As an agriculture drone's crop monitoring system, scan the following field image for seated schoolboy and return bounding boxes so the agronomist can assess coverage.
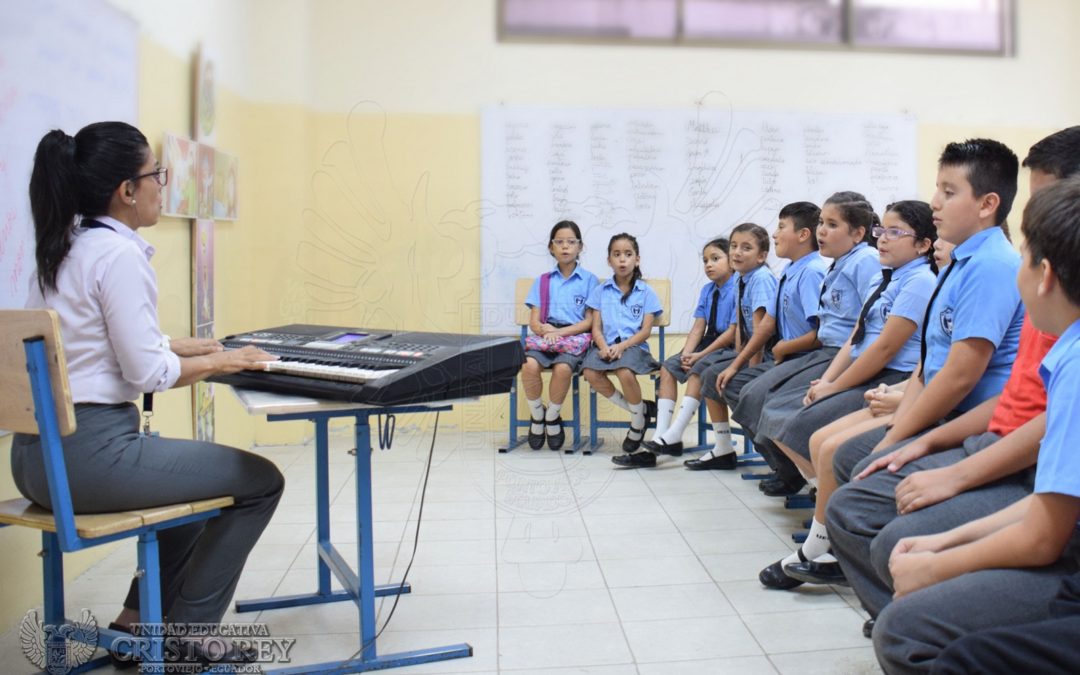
[822,128,1080,627]
[825,139,1024,484]
[872,175,1080,674]
[697,201,827,472]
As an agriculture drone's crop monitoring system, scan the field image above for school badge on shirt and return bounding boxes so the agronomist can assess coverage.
[830,289,843,309]
[939,307,955,336]
[575,295,585,307]
[631,304,643,318]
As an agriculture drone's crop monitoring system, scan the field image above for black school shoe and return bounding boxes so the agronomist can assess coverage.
[684,452,737,470]
[527,417,546,450]
[642,438,684,456]
[783,559,849,586]
[759,558,805,590]
[622,426,645,452]
[546,418,565,450]
[612,451,657,468]
[761,475,807,497]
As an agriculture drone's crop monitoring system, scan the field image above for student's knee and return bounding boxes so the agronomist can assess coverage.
[522,358,542,377]
[832,435,873,485]
[582,368,600,384]
[550,363,571,378]
[873,597,930,674]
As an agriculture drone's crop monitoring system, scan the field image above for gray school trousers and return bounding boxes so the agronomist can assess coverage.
[11,402,284,624]
[874,530,1080,675]
[826,432,1033,618]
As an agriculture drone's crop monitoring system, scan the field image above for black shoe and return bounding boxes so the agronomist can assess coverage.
[759,558,804,590]
[862,618,875,639]
[527,417,546,450]
[107,623,137,670]
[783,559,849,586]
[756,472,779,490]
[546,417,565,450]
[612,451,656,468]
[644,399,657,425]
[684,452,737,470]
[761,476,807,497]
[642,438,684,456]
[622,426,645,452]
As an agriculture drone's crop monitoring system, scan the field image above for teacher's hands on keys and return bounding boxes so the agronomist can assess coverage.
[170,337,224,357]
[215,346,278,374]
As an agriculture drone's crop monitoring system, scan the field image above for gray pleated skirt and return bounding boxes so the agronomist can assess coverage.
[764,368,912,459]
[525,349,587,372]
[661,348,738,384]
[581,345,661,374]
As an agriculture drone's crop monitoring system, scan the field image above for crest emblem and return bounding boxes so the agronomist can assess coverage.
[631,304,643,318]
[20,608,98,675]
[940,307,955,336]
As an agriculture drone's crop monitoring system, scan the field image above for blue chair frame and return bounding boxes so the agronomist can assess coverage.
[0,310,230,674]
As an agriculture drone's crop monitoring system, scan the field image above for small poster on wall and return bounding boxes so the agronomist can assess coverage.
[195,45,216,144]
[196,143,215,220]
[161,133,197,218]
[213,150,239,220]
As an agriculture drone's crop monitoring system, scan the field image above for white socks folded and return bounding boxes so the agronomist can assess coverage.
[780,518,831,567]
[709,421,734,458]
[653,398,676,437]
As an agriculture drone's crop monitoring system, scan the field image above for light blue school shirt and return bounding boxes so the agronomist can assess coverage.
[734,265,779,341]
[1034,319,1080,514]
[816,242,882,348]
[525,263,599,326]
[768,251,829,341]
[586,278,664,352]
[850,257,936,372]
[923,227,1024,412]
[692,276,736,337]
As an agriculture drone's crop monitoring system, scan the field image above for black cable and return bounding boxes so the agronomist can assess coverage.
[349,410,440,661]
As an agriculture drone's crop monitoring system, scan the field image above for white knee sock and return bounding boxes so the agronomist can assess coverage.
[653,398,676,437]
[659,396,698,445]
[628,401,646,440]
[710,421,734,457]
[527,398,545,434]
[545,402,563,433]
[608,390,632,412]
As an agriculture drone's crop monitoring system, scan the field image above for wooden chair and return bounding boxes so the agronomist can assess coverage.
[0,309,233,673]
[500,278,587,453]
[587,278,671,454]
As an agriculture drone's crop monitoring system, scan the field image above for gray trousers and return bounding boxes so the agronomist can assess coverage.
[827,432,1035,618]
[11,403,284,624]
[874,530,1080,675]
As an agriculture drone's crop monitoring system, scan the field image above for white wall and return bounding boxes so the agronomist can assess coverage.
[109,0,1079,129]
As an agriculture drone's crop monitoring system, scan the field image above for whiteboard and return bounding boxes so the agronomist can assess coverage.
[0,0,138,308]
[480,104,917,334]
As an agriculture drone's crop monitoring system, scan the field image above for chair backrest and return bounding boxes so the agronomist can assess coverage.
[514,278,534,328]
[644,278,672,328]
[0,309,75,436]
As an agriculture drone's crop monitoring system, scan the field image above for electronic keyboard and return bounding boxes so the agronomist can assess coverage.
[208,324,524,405]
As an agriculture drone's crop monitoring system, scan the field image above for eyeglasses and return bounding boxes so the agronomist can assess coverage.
[872,226,916,241]
[131,168,169,187]
[552,238,580,247]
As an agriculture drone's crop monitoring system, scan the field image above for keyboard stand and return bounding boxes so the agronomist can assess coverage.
[230,388,473,673]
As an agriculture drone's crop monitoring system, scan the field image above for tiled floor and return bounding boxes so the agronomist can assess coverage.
[0,425,881,674]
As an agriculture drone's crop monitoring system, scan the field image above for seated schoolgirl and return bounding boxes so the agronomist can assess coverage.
[520,220,599,450]
[579,233,663,461]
